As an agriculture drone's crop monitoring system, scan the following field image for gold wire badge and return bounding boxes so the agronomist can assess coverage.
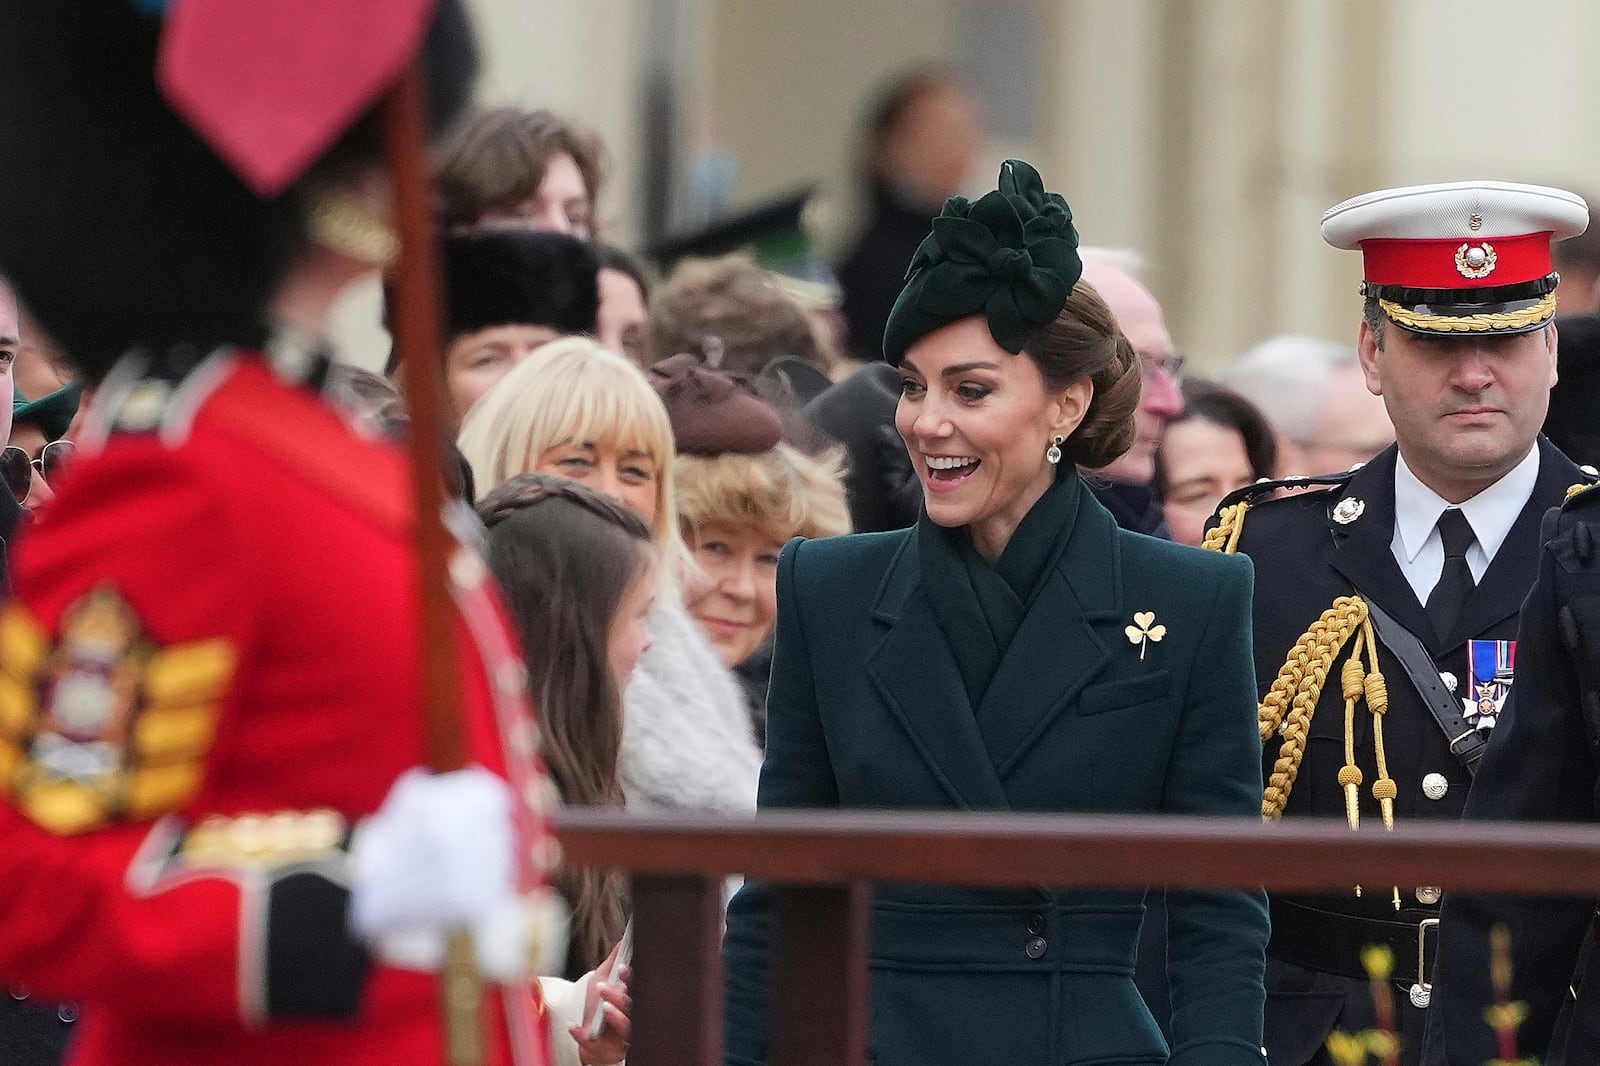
[1454,241,1497,279]
[0,588,237,835]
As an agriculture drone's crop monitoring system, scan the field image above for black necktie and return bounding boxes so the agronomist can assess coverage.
[1425,508,1476,641]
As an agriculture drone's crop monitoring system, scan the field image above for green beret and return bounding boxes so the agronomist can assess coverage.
[12,382,82,441]
[882,159,1082,366]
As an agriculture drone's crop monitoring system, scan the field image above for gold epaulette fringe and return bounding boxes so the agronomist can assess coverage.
[1202,500,1251,555]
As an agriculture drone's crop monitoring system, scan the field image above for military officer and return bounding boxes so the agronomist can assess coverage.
[1205,180,1592,1066]
[1423,482,1600,1064]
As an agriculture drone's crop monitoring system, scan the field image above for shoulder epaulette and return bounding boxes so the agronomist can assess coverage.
[1563,464,1600,504]
[1202,468,1360,554]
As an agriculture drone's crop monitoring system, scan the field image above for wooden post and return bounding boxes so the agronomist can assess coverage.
[630,875,725,1066]
[770,882,872,1066]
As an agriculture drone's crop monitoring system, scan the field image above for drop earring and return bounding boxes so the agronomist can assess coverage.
[1046,435,1064,465]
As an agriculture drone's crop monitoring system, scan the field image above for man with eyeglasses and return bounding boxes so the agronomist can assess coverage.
[1204,181,1593,1066]
[1079,249,1186,537]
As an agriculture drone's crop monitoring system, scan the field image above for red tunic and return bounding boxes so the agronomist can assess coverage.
[0,349,554,1065]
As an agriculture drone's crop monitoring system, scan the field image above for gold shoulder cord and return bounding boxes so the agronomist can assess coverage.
[1204,505,1396,829]
[1201,500,1251,554]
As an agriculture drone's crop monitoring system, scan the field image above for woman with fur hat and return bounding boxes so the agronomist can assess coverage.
[723,160,1268,1065]
[648,353,851,742]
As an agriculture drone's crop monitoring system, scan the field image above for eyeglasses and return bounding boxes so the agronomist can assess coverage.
[1140,353,1186,385]
[1,441,76,504]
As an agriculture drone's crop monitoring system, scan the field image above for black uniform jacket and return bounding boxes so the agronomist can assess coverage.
[724,475,1269,1066]
[1425,487,1600,1066]
[1225,438,1584,1063]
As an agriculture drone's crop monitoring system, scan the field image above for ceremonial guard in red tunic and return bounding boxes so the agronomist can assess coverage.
[0,2,577,1063]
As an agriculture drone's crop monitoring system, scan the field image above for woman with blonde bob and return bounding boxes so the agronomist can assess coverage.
[651,353,852,740]
[458,338,762,816]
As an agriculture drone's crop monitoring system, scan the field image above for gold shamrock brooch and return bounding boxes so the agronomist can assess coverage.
[1125,612,1166,661]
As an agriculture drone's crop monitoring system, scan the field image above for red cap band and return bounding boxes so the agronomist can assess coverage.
[1359,233,1553,290]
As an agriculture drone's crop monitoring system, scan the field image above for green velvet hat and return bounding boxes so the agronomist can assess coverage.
[882,159,1081,366]
[12,382,82,442]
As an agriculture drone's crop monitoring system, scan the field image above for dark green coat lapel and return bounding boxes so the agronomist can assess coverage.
[977,485,1119,778]
[865,537,1009,810]
[864,476,1124,806]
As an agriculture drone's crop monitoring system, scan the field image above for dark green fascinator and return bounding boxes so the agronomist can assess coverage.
[882,159,1082,366]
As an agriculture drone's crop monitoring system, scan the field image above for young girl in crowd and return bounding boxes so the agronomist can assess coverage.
[457,338,763,818]
[479,473,655,979]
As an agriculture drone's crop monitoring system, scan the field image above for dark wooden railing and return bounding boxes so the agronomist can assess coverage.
[556,810,1600,1066]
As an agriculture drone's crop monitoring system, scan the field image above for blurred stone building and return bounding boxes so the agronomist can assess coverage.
[335,0,1600,371]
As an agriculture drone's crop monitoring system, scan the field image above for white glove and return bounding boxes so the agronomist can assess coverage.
[349,766,515,940]
[375,890,571,983]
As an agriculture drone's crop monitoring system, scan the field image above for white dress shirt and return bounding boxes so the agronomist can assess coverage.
[1390,446,1541,604]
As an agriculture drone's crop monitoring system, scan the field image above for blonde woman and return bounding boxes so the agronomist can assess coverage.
[459,338,761,816]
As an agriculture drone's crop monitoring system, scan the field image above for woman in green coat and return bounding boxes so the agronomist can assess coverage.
[723,160,1268,1065]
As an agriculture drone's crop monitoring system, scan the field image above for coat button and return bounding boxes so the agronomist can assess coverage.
[1027,914,1045,935]
[57,1004,77,1024]
[1439,672,1458,694]
[1416,886,1442,905]
[1422,773,1450,801]
[9,985,27,1001]
[1024,936,1047,959]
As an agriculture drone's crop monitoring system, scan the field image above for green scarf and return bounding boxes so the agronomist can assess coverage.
[917,472,1081,708]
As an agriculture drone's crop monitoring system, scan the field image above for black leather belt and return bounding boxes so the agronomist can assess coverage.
[1269,898,1439,983]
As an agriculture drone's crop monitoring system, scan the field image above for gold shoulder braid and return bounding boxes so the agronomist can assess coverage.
[1203,484,1396,829]
[1201,500,1251,554]
[1254,596,1393,827]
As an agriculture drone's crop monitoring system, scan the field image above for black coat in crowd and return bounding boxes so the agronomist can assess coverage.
[1424,487,1600,1066]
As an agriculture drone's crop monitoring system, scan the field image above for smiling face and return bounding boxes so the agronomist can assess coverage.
[683,521,784,668]
[533,437,660,527]
[895,316,1089,561]
[1359,316,1556,502]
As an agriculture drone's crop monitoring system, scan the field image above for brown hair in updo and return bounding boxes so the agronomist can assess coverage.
[1021,280,1141,470]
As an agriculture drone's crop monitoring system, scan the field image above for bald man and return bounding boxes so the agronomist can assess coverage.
[1079,250,1186,536]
